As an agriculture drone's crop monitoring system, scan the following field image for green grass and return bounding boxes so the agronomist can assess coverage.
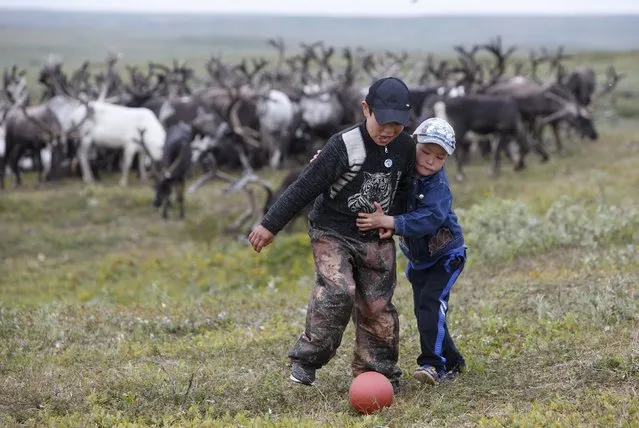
[2,32,639,425]
[1,116,638,425]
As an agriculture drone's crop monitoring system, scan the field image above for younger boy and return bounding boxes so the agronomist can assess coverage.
[356,117,467,385]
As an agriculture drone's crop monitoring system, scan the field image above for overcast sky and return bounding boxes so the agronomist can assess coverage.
[1,0,638,16]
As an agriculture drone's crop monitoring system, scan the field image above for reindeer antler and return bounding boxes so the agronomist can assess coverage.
[221,172,274,234]
[481,36,517,84]
[267,36,286,77]
[546,46,572,74]
[600,65,626,95]
[426,54,450,83]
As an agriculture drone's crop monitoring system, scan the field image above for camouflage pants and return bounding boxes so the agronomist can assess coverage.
[288,226,402,383]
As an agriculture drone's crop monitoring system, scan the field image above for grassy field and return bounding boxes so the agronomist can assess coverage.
[1,13,639,426]
[1,117,638,425]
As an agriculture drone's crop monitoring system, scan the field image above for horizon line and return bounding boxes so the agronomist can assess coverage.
[1,6,638,17]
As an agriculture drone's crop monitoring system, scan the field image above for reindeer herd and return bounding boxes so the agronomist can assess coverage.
[0,36,627,226]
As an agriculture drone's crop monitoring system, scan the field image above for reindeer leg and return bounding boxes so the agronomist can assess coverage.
[536,141,550,163]
[232,144,253,173]
[260,130,276,170]
[8,145,23,188]
[137,150,148,183]
[263,130,284,170]
[514,125,543,171]
[479,138,492,161]
[550,122,563,153]
[119,145,136,187]
[453,150,466,182]
[513,133,529,172]
[270,148,282,170]
[162,200,170,220]
[0,154,6,190]
[77,138,95,185]
[176,181,185,219]
[45,142,60,182]
[278,130,293,170]
[162,187,171,220]
[489,136,504,178]
[502,138,514,163]
[34,147,44,187]
[531,126,550,163]
[459,139,471,165]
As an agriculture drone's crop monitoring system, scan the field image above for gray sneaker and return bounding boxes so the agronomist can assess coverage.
[413,365,441,385]
[290,362,316,386]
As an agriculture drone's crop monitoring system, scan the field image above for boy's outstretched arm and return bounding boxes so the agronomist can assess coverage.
[248,137,348,253]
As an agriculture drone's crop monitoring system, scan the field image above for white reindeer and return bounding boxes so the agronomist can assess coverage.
[298,83,345,134]
[256,89,296,168]
[47,95,166,186]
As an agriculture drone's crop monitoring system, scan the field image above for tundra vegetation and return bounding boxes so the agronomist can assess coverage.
[0,12,638,427]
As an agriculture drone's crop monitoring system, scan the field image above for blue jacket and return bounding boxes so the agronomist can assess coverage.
[394,167,465,270]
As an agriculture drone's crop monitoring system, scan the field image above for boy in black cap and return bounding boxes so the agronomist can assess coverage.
[248,77,416,391]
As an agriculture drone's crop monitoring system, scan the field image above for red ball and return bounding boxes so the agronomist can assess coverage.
[348,371,394,414]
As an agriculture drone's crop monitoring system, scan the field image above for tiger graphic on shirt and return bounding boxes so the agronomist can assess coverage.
[347,171,393,213]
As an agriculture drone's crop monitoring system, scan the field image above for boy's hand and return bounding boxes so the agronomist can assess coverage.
[248,225,275,253]
[356,202,395,231]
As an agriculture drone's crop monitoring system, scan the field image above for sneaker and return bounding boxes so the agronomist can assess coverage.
[290,362,316,386]
[413,365,442,385]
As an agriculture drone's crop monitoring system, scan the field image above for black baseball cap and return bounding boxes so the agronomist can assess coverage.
[365,77,411,126]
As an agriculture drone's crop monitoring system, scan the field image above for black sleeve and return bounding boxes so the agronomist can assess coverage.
[389,146,415,216]
[261,135,349,234]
